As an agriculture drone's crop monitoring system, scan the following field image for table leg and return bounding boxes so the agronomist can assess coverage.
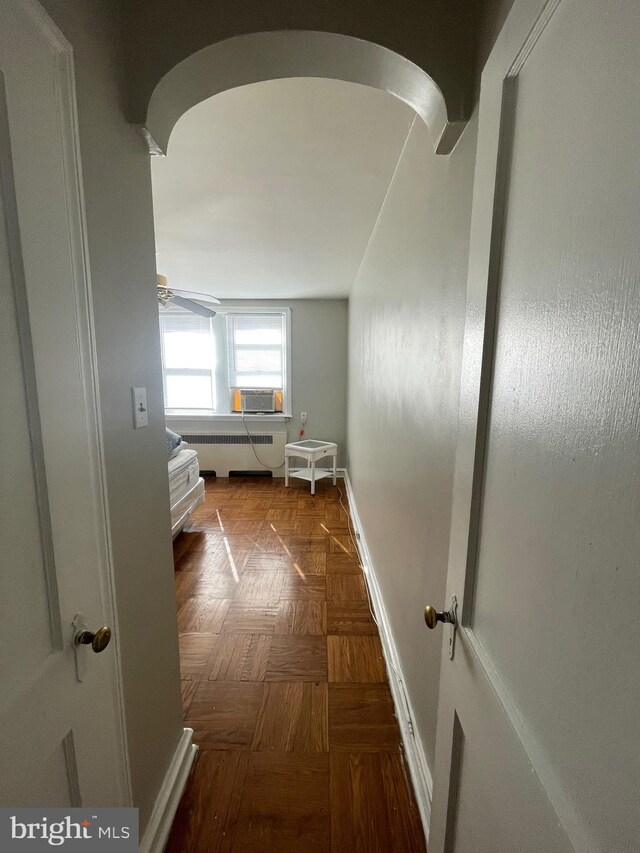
[285,455,289,487]
[311,459,316,496]
[332,453,337,486]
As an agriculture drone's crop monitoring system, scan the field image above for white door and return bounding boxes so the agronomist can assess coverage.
[429,1,640,851]
[0,0,129,806]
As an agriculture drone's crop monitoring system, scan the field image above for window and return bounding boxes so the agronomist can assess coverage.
[159,307,290,415]
[227,313,285,390]
[159,313,216,412]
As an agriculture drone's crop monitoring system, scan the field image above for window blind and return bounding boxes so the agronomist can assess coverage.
[227,313,285,389]
[159,310,216,410]
[159,312,211,334]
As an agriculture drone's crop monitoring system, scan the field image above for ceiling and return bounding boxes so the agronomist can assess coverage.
[151,77,415,300]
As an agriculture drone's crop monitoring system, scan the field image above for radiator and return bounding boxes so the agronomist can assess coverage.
[182,432,287,477]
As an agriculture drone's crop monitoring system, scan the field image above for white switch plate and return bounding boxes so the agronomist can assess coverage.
[300,412,308,424]
[132,386,148,429]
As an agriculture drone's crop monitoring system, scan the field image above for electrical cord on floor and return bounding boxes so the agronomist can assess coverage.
[241,411,286,471]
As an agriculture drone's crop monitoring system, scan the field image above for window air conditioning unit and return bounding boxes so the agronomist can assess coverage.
[239,389,277,413]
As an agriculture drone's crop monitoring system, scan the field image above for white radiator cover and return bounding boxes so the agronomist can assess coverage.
[183,432,286,477]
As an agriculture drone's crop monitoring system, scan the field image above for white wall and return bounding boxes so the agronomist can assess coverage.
[151,79,416,301]
[168,299,348,466]
[40,0,183,831]
[347,114,477,771]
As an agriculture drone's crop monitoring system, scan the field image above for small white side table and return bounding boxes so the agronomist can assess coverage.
[284,440,338,495]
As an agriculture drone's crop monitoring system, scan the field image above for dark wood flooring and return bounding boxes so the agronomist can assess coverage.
[166,475,427,853]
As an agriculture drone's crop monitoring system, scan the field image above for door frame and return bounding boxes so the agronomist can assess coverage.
[430,0,583,849]
[6,0,132,805]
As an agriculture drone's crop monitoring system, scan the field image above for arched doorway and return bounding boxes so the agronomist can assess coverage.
[143,31,466,155]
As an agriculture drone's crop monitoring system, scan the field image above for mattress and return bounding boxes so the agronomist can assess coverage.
[171,476,205,538]
[168,447,200,506]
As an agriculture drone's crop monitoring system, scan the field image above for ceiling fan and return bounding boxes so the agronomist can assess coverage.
[157,274,221,318]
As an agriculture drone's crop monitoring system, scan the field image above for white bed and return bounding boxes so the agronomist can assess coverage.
[169,447,205,538]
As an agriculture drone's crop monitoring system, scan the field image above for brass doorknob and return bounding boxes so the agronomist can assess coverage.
[424,605,456,630]
[75,625,112,653]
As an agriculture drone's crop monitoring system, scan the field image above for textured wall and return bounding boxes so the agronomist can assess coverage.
[40,0,184,831]
[347,113,477,770]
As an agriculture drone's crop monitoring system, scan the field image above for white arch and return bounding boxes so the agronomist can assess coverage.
[144,31,465,156]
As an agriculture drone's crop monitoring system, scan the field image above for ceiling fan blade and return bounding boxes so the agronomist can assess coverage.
[171,294,217,318]
[169,287,221,304]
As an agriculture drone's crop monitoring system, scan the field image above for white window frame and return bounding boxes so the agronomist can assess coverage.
[224,307,291,417]
[159,311,217,415]
[160,306,292,420]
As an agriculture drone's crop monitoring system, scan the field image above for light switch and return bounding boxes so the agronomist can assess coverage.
[132,387,148,429]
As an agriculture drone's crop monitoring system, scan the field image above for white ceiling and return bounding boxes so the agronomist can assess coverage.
[151,77,415,300]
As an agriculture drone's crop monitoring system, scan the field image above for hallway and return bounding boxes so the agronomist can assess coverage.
[166,475,426,852]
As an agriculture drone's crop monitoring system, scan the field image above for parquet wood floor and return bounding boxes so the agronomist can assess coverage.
[166,475,426,853]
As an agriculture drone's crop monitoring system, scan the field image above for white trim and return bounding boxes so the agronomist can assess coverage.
[343,471,433,841]
[55,26,134,806]
[139,728,197,853]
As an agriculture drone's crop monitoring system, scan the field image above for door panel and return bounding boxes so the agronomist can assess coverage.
[10,734,79,808]
[0,169,59,696]
[447,701,566,853]
[0,0,128,806]
[431,1,640,851]
[473,3,640,846]
[438,644,573,853]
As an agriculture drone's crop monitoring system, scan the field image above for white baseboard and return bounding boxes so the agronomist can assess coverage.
[139,728,197,853]
[343,472,433,840]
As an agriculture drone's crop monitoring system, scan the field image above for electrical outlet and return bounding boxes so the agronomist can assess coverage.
[300,412,308,424]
